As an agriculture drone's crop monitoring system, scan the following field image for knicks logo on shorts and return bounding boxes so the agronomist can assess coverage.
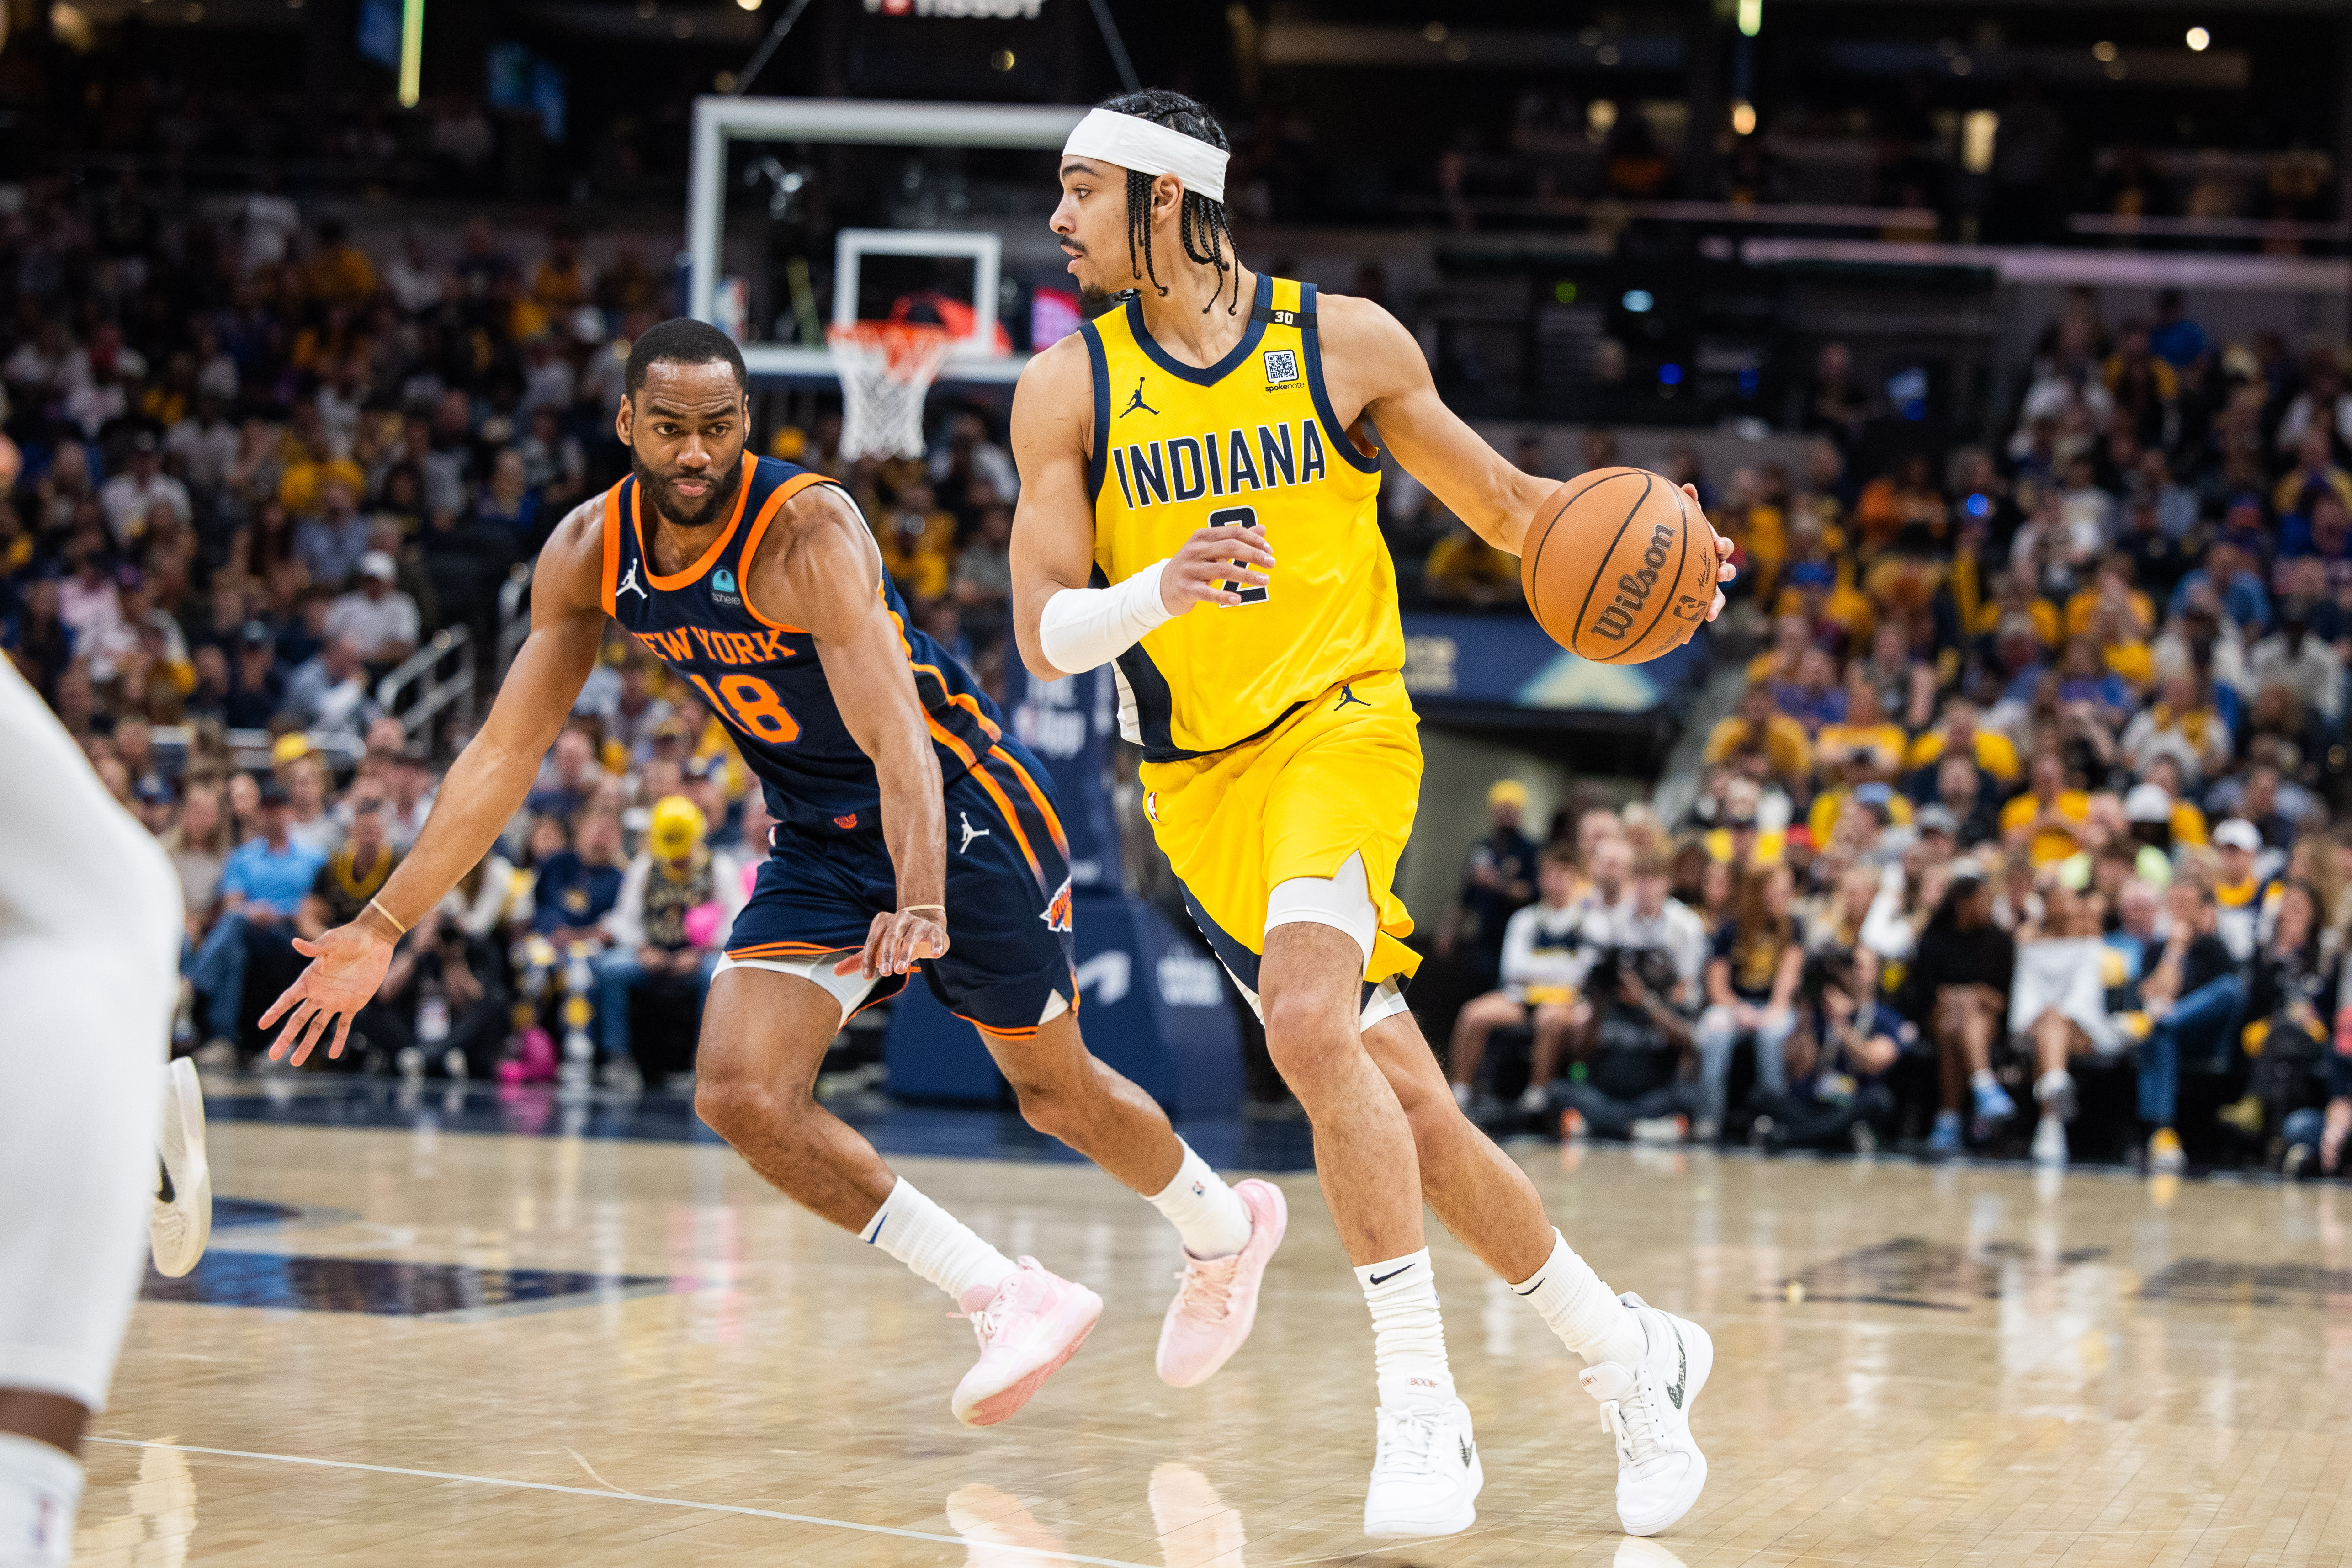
[1041,877,1074,933]
[833,813,858,830]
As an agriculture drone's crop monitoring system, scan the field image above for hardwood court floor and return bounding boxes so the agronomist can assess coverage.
[78,1084,2352,1567]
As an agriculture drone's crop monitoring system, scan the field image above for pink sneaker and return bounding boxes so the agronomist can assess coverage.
[1155,1178,1287,1387]
[950,1258,1103,1428]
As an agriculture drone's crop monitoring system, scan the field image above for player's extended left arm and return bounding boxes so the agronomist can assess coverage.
[1330,298,1736,606]
[770,490,949,982]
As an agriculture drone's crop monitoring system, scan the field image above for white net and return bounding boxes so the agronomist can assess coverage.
[828,322,954,462]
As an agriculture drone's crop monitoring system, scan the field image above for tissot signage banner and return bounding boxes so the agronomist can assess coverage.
[861,0,1046,16]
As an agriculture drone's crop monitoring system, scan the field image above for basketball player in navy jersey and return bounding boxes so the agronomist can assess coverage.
[261,319,1286,1428]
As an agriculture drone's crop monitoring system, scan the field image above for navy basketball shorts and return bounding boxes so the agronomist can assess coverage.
[718,742,1077,1037]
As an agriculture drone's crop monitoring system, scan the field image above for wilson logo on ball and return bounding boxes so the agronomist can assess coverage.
[1588,520,1678,642]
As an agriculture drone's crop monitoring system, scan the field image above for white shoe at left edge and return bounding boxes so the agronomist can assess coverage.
[1580,1293,1712,1536]
[152,1056,212,1278]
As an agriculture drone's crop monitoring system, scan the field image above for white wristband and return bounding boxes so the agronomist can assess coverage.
[1038,560,1174,675]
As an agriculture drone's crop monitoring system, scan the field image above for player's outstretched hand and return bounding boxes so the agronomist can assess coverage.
[260,922,397,1066]
[1683,481,1737,622]
[837,907,949,981]
[1161,524,1275,612]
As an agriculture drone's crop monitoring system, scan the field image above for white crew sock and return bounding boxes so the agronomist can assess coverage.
[0,1434,82,1568]
[1511,1228,1646,1369]
[1142,1141,1253,1259]
[860,1178,1019,1306]
[1355,1249,1454,1407]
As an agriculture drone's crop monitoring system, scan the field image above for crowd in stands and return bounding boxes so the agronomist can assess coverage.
[1434,289,2352,1175]
[0,180,1033,1087]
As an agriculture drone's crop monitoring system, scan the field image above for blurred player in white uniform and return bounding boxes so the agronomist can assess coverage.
[0,659,186,1566]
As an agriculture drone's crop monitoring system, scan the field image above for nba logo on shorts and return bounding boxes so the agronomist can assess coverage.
[1262,349,1298,387]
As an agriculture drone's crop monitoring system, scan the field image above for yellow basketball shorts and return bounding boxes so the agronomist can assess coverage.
[1140,669,1423,994]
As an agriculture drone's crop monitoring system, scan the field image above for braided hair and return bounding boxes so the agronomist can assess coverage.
[1099,89,1240,317]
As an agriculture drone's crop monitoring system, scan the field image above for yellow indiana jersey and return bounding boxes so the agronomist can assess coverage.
[1082,273,1399,760]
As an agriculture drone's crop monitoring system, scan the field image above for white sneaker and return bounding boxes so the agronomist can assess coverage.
[152,1057,212,1278]
[2031,1115,2069,1167]
[1579,1294,1711,1536]
[2033,1068,2076,1123]
[1362,1379,1482,1538]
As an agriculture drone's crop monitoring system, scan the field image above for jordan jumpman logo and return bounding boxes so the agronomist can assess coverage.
[616,559,647,601]
[958,811,992,854]
[1120,377,1160,418]
[1334,684,1371,711]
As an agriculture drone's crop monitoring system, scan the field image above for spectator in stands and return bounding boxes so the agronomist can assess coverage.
[596,796,741,1088]
[99,431,191,546]
[1907,699,2020,786]
[878,480,955,603]
[2137,881,2244,1174]
[325,551,421,670]
[1906,867,2017,1153]
[293,478,371,589]
[189,779,326,1054]
[162,780,233,929]
[2007,877,2121,1164]
[372,904,510,1080]
[2120,673,2233,783]
[1435,779,1540,987]
[297,796,400,940]
[280,752,342,857]
[1448,844,1584,1112]
[1705,684,1811,788]
[528,809,625,946]
[284,636,375,737]
[951,502,1015,647]
[2247,614,2344,726]
[2000,751,2091,867]
[1548,941,1700,1142]
[1516,835,1635,1105]
[1423,516,1521,607]
[1749,948,1904,1153]
[1697,861,1804,1138]
[2209,818,2273,961]
[528,724,604,820]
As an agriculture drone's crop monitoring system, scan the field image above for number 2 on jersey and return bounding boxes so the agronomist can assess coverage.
[1210,505,1269,607]
[686,672,802,745]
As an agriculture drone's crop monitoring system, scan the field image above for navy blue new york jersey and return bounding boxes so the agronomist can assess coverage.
[600,453,1018,833]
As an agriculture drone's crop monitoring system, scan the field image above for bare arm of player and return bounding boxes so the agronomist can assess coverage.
[1008,336,1274,681]
[259,501,611,1065]
[754,484,949,983]
[1316,293,1737,611]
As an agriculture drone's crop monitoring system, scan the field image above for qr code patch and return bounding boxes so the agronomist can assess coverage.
[1262,348,1299,384]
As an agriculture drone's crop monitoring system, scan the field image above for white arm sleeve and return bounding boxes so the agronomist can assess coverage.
[1037,560,1175,676]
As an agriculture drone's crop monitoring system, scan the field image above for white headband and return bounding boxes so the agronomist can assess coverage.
[1062,108,1227,206]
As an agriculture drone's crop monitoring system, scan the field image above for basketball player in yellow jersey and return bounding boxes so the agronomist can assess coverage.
[1011,91,1736,1541]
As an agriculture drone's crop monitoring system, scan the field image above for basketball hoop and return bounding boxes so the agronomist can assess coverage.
[828,321,953,462]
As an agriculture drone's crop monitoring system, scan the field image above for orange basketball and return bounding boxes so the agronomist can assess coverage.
[1520,467,1719,664]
